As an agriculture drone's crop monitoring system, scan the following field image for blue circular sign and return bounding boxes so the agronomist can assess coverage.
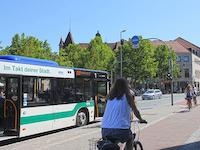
[131,36,140,45]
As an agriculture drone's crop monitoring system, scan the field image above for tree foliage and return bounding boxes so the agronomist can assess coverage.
[117,38,158,85]
[155,45,180,80]
[0,33,180,86]
[0,41,3,50]
[85,36,115,71]
[59,35,115,71]
[59,44,88,67]
[0,33,52,60]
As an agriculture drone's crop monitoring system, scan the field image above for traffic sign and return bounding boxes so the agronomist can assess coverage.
[131,35,140,48]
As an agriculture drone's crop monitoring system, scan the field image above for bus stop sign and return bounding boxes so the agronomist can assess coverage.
[131,36,140,48]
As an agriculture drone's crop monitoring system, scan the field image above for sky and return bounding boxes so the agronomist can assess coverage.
[0,0,200,53]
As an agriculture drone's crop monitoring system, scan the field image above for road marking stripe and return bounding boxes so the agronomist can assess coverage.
[39,130,100,149]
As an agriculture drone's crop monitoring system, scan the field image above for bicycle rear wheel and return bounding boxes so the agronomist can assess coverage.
[133,141,143,150]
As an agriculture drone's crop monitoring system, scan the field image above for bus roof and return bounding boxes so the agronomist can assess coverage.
[0,55,109,74]
[0,55,59,67]
[73,67,108,74]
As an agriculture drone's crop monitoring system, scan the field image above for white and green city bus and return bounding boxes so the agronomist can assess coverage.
[0,55,109,141]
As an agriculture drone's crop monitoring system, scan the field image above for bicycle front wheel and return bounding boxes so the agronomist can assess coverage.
[133,141,143,150]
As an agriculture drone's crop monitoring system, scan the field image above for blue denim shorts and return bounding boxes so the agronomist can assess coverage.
[101,128,132,143]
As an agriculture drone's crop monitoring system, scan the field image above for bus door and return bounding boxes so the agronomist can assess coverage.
[95,81,108,117]
[3,77,20,136]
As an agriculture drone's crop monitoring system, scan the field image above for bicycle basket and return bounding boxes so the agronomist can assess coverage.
[97,139,120,150]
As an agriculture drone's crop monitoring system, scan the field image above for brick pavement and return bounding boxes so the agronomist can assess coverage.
[139,99,200,150]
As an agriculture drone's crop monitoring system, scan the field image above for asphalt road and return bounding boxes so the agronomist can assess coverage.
[0,93,186,150]
[136,93,185,110]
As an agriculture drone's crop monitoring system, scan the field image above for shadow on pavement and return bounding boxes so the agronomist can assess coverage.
[175,109,189,113]
[82,124,101,129]
[141,113,157,116]
[160,141,200,150]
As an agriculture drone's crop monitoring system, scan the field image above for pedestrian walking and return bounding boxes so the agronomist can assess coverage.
[192,85,197,106]
[185,84,193,110]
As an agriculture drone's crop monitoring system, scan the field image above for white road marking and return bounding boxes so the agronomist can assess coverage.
[39,130,100,150]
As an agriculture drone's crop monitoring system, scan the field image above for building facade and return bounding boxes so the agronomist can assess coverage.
[153,38,200,92]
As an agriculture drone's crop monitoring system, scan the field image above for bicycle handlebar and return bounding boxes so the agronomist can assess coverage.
[139,120,148,124]
[132,119,148,124]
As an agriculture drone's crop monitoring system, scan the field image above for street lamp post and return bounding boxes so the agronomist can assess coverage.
[168,57,174,105]
[120,30,126,78]
[131,36,174,106]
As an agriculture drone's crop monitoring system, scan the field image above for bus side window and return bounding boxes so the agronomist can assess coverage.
[23,77,51,107]
[56,78,75,104]
[84,79,93,101]
[23,77,35,106]
[37,78,51,103]
[75,78,85,102]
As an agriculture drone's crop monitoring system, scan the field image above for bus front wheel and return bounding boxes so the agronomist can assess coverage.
[76,110,88,126]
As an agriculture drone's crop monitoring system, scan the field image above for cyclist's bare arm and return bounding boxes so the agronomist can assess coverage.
[130,96,147,123]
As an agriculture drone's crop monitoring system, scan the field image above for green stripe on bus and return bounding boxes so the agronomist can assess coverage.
[20,102,94,125]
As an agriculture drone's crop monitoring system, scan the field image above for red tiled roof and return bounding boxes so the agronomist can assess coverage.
[107,42,119,50]
[152,40,190,54]
[79,42,119,50]
[79,43,89,49]
[60,32,120,51]
[175,37,200,51]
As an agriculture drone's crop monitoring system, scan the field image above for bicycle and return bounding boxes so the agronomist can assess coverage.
[185,97,192,111]
[94,120,147,150]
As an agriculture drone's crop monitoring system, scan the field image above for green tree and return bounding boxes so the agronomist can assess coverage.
[155,45,180,80]
[0,46,9,55]
[85,36,115,71]
[51,52,60,63]
[0,33,52,60]
[0,41,2,50]
[170,49,180,79]
[117,38,158,86]
[59,44,88,67]
[0,41,8,55]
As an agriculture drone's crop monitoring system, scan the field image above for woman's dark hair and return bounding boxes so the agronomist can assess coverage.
[108,78,133,106]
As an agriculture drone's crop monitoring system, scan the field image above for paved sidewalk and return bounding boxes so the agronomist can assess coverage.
[139,99,200,150]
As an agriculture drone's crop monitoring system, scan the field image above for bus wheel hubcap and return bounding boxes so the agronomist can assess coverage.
[78,112,86,125]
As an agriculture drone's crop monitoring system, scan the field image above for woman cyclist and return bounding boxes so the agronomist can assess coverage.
[101,78,147,150]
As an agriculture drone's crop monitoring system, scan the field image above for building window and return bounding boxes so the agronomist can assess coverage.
[182,56,189,62]
[184,69,189,78]
[176,56,181,62]
[178,70,182,78]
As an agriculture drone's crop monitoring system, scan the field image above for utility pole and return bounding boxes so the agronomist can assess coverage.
[169,58,174,105]
[120,30,126,78]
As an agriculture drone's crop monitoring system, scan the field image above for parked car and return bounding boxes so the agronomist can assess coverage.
[142,89,162,100]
